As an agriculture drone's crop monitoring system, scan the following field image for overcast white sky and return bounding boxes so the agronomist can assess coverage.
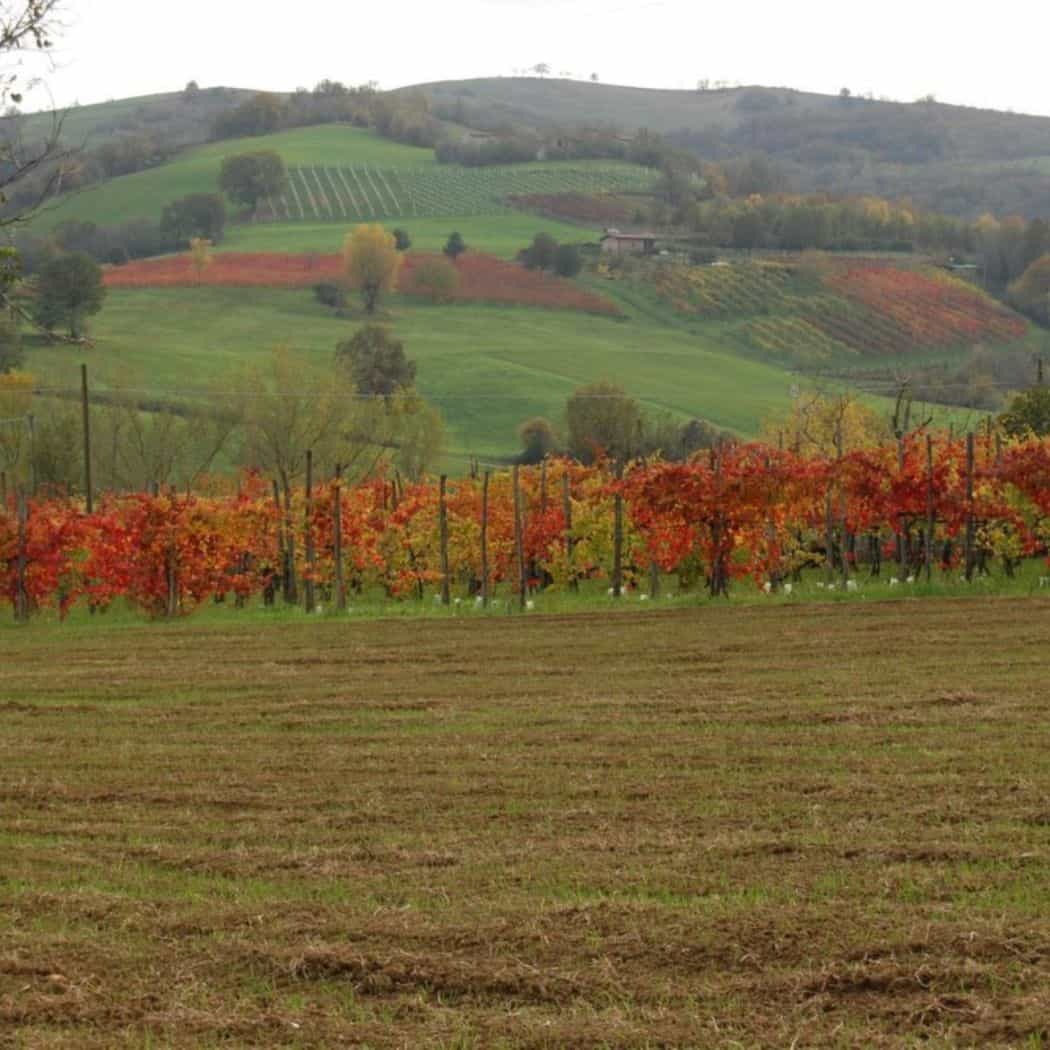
[15,0,1050,117]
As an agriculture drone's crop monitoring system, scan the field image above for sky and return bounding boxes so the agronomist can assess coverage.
[13,0,1050,117]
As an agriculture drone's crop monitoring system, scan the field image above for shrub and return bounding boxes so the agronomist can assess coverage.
[554,244,582,278]
[314,282,347,311]
[409,257,460,303]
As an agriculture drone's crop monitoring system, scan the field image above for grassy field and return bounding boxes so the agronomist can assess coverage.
[27,287,798,460]
[3,597,1050,1047]
[32,126,438,231]
[32,121,647,234]
[220,213,600,258]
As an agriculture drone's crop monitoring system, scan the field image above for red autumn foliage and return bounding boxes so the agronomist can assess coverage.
[508,192,635,225]
[825,264,1028,349]
[103,251,621,316]
[6,433,1050,619]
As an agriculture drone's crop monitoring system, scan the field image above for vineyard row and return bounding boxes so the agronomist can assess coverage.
[5,434,1050,620]
[261,165,655,223]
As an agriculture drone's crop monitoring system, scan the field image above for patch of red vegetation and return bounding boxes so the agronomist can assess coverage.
[509,192,635,225]
[825,263,1028,347]
[104,251,620,316]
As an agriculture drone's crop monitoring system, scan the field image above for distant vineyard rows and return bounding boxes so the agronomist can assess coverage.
[260,165,655,222]
[648,261,1028,364]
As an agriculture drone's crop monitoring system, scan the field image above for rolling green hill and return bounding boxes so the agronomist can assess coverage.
[25,287,801,463]
[414,78,1050,218]
[31,121,651,248]
[32,125,439,230]
[14,83,1043,469]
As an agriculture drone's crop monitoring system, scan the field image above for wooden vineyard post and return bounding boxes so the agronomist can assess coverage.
[612,463,624,599]
[480,471,490,608]
[333,465,346,613]
[835,431,848,585]
[824,490,835,584]
[439,474,451,606]
[562,472,576,592]
[270,480,284,606]
[709,444,728,599]
[81,363,93,514]
[964,432,976,582]
[925,435,934,583]
[896,436,907,577]
[283,479,298,605]
[15,488,28,623]
[512,465,526,610]
[165,488,178,619]
[27,413,36,497]
[303,450,316,613]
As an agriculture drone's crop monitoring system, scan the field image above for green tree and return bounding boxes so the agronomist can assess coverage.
[524,232,558,270]
[1007,254,1050,325]
[392,228,411,251]
[565,381,641,464]
[999,385,1050,437]
[219,151,287,213]
[314,282,347,312]
[0,312,23,372]
[731,208,764,251]
[443,231,467,261]
[518,417,557,463]
[336,325,416,397]
[212,91,284,139]
[239,347,442,491]
[553,243,582,277]
[34,252,106,339]
[160,192,226,243]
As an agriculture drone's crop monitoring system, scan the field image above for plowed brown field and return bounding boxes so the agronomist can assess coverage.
[2,599,1049,1047]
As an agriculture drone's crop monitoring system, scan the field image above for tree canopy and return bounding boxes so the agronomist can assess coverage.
[343,224,402,314]
[219,151,287,213]
[565,381,641,464]
[160,192,226,244]
[999,384,1050,438]
[336,325,416,397]
[34,251,106,339]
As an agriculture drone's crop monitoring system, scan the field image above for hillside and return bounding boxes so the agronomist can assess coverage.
[601,257,1031,368]
[31,125,437,230]
[26,284,798,464]
[31,122,651,241]
[413,78,1050,218]
[14,86,257,150]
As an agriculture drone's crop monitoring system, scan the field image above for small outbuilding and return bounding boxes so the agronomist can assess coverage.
[600,229,657,255]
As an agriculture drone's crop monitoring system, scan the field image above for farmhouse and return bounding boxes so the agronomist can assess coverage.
[601,229,657,255]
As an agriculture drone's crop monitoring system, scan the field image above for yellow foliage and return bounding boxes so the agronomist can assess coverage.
[343,224,402,313]
[0,370,34,474]
[761,390,891,457]
[189,238,212,285]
